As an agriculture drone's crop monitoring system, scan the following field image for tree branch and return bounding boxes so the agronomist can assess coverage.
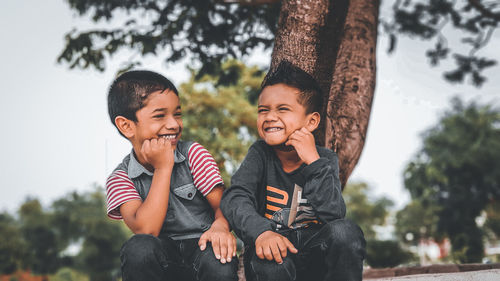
[468,0,500,21]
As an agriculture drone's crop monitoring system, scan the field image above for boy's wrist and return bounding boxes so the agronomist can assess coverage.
[304,153,320,165]
[154,166,173,174]
[212,217,230,231]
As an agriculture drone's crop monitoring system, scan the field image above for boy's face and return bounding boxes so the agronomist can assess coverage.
[129,90,183,150]
[257,83,317,146]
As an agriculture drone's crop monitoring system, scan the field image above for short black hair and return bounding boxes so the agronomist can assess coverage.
[107,70,178,135]
[261,60,323,114]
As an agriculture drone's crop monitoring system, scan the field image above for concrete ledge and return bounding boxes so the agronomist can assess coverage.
[365,269,500,281]
[237,258,500,280]
[364,263,500,280]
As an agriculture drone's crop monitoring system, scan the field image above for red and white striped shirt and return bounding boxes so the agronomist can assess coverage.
[105,142,223,220]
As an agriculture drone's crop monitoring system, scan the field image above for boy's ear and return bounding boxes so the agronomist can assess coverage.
[306,112,321,132]
[115,116,136,138]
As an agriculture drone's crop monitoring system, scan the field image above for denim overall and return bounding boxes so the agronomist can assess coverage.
[115,140,214,240]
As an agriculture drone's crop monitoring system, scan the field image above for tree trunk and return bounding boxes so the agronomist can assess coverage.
[270,0,380,188]
[270,0,338,88]
[325,0,380,187]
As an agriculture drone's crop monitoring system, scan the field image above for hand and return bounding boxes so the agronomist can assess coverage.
[255,231,298,264]
[141,138,174,170]
[286,127,320,164]
[198,220,237,264]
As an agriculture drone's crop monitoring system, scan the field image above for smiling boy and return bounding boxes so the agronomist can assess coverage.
[221,61,366,281]
[105,70,238,281]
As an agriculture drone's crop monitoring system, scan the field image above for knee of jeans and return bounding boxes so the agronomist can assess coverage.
[196,251,239,281]
[324,219,366,250]
[248,256,295,281]
[120,234,161,264]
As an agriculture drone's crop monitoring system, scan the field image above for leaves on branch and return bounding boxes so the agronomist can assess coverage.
[60,0,499,87]
[386,0,499,87]
[60,0,280,76]
[426,39,449,66]
[444,54,496,86]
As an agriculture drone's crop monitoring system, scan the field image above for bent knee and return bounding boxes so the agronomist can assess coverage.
[324,219,365,248]
[196,251,239,281]
[200,261,239,281]
[248,256,296,281]
[120,234,161,263]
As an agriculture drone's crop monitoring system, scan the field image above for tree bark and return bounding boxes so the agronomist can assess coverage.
[270,0,380,188]
[270,0,337,87]
[326,0,379,187]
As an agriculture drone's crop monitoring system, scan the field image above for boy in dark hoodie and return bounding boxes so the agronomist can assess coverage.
[221,61,366,281]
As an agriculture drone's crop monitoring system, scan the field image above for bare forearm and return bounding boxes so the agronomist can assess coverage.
[206,186,230,231]
[130,168,172,235]
[212,207,230,231]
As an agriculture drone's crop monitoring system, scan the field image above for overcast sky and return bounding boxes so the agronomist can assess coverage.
[1,0,499,213]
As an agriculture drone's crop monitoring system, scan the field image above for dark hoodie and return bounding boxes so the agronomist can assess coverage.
[220,140,346,245]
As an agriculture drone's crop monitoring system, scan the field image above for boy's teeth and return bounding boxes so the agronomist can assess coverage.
[266,127,281,132]
[162,135,176,139]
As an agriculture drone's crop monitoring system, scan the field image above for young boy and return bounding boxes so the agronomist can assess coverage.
[105,70,238,281]
[220,61,366,281]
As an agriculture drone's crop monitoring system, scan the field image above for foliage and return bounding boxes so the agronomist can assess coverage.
[0,213,26,274]
[0,188,129,280]
[179,59,261,183]
[365,239,414,268]
[18,199,65,275]
[484,200,500,238]
[58,0,280,75]
[51,187,129,281]
[403,96,500,262]
[50,267,89,281]
[59,0,498,86]
[395,199,442,245]
[385,0,499,86]
[343,183,411,268]
[343,182,394,240]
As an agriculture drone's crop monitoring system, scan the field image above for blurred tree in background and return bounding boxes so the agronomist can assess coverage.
[51,267,89,281]
[0,188,129,281]
[0,212,26,274]
[404,97,500,263]
[179,60,261,183]
[395,199,442,246]
[343,182,415,268]
[18,199,65,276]
[343,182,394,240]
[52,187,128,281]
[484,200,500,239]
[365,240,414,268]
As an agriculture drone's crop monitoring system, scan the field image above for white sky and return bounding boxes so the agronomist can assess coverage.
[0,0,499,213]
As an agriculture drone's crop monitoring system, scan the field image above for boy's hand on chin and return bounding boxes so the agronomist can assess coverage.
[141,138,174,170]
[198,220,236,264]
[255,231,298,264]
[285,127,320,165]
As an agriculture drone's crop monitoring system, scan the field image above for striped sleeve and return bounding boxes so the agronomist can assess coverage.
[105,170,142,220]
[188,142,224,196]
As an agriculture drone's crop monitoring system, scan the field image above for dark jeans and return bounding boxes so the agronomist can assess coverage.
[244,219,366,281]
[120,234,239,281]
